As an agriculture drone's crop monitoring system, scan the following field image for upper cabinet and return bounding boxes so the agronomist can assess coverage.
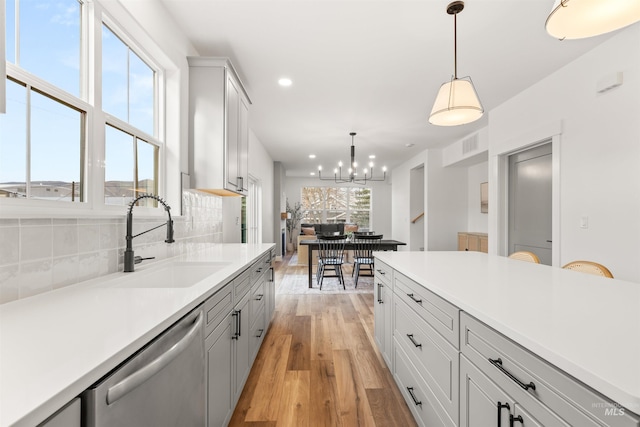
[188,57,251,196]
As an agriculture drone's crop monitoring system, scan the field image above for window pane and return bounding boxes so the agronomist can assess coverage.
[102,25,128,122]
[301,187,323,210]
[0,79,27,197]
[302,210,322,224]
[350,211,370,228]
[326,187,347,210]
[30,90,83,201]
[136,138,157,207]
[326,211,346,224]
[19,0,81,97]
[349,188,371,210]
[6,0,16,63]
[105,125,134,205]
[129,52,154,135]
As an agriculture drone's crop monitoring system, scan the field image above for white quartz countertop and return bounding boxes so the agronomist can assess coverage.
[0,243,274,427]
[375,251,640,415]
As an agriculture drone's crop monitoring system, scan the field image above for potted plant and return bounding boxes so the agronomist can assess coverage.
[286,200,302,252]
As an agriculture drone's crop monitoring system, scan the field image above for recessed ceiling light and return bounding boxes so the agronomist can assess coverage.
[405,143,415,148]
[309,154,316,159]
[309,172,315,176]
[369,155,376,159]
[278,78,292,87]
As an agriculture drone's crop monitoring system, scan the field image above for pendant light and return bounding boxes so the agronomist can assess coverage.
[546,0,640,40]
[429,1,483,127]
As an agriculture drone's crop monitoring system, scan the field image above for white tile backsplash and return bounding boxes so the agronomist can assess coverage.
[0,190,225,303]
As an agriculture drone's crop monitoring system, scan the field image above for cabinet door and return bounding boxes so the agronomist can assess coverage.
[460,356,513,427]
[206,312,233,427]
[467,234,480,252]
[237,96,249,193]
[374,281,386,355]
[226,74,240,190]
[233,294,251,401]
[458,233,468,251]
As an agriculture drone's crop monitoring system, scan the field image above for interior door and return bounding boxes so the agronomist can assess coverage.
[508,143,552,265]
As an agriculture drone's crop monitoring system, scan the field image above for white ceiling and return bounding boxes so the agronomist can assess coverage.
[159,0,610,177]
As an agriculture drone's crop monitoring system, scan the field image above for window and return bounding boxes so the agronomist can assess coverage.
[300,187,372,228]
[2,0,86,201]
[1,0,165,209]
[102,23,160,206]
[5,0,81,97]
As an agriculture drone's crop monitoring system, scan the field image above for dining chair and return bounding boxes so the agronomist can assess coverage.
[317,234,347,289]
[562,261,613,278]
[352,234,383,288]
[508,251,540,263]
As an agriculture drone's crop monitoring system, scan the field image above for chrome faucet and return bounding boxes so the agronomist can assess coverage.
[124,194,175,272]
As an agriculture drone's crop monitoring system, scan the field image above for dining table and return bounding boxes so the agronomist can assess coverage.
[298,238,407,288]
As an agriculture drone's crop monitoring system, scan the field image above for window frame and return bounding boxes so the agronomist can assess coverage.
[1,0,169,217]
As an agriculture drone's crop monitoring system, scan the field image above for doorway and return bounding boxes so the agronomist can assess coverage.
[508,143,552,265]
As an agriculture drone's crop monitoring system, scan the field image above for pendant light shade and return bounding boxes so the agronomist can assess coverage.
[429,76,483,126]
[546,0,640,40]
[429,1,483,127]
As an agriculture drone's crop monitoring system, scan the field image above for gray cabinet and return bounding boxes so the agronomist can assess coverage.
[38,398,81,427]
[204,248,276,427]
[188,57,250,196]
[460,312,639,427]
[392,272,460,427]
[374,259,393,366]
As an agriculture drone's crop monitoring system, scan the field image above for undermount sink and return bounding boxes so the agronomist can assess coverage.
[98,261,232,289]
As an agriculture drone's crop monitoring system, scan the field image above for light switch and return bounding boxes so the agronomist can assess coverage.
[580,216,589,229]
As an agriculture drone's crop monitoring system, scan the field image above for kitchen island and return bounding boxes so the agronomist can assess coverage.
[0,243,274,427]
[374,251,640,426]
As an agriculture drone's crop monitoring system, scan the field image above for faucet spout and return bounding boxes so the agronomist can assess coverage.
[124,194,175,272]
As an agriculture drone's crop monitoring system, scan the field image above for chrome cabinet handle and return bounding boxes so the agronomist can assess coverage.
[377,283,384,304]
[406,387,422,407]
[407,293,422,304]
[256,294,264,301]
[489,358,536,391]
[376,269,386,275]
[406,334,422,348]
[497,402,510,427]
[256,328,264,338]
[106,311,203,405]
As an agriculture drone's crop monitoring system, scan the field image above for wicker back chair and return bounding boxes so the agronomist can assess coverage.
[562,261,613,278]
[508,251,541,264]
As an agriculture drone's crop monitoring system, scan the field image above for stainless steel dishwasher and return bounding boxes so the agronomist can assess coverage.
[83,308,205,427]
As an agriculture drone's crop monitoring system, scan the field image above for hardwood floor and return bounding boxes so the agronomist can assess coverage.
[229,254,418,427]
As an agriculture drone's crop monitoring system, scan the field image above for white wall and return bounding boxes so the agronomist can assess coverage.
[248,130,275,244]
[487,25,640,282]
[426,149,467,251]
[283,177,392,240]
[467,161,489,233]
[391,149,467,251]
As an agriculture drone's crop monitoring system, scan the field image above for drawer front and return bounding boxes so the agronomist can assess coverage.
[204,283,233,337]
[374,259,393,287]
[394,297,459,425]
[234,267,252,301]
[393,340,455,427]
[249,278,266,326]
[461,313,639,427]
[249,307,266,361]
[394,272,460,349]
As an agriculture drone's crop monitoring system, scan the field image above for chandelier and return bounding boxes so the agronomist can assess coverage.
[317,132,387,184]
